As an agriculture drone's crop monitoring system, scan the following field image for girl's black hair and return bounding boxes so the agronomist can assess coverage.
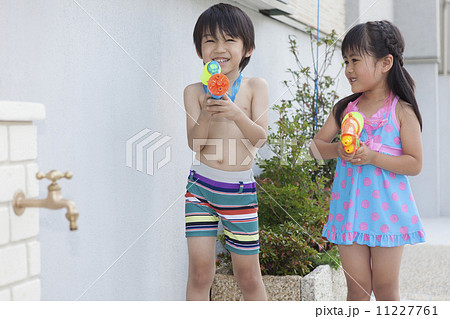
[333,20,422,130]
[193,3,255,72]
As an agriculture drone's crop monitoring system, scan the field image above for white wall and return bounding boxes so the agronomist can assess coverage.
[0,102,45,300]
[395,0,441,218]
[347,0,442,218]
[346,0,394,28]
[0,0,347,300]
[439,76,450,216]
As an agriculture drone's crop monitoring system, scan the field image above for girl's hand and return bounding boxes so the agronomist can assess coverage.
[205,93,244,121]
[349,143,375,165]
[336,142,356,162]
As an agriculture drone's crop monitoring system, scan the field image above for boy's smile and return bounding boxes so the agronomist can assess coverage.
[199,30,251,80]
[212,57,230,67]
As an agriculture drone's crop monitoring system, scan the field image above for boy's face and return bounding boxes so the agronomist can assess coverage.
[198,29,252,76]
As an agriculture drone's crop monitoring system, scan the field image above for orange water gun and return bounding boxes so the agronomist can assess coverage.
[200,61,230,99]
[341,112,364,154]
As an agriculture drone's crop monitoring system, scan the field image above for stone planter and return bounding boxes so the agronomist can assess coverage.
[211,265,347,301]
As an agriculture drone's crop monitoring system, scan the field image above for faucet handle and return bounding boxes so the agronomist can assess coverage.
[36,170,73,184]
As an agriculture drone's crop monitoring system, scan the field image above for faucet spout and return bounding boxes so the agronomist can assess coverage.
[59,198,79,231]
[12,170,79,231]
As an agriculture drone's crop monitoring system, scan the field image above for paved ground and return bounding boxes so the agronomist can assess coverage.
[399,217,450,301]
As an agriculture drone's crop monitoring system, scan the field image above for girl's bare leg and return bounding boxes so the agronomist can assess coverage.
[338,243,373,301]
[370,245,404,301]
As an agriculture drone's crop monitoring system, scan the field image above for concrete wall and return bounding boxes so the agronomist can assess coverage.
[440,0,450,74]
[439,0,450,211]
[0,0,347,300]
[439,76,450,216]
[346,0,394,28]
[395,0,441,218]
[347,0,443,218]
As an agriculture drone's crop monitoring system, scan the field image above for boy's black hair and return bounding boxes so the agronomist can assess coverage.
[193,3,255,72]
[333,20,422,130]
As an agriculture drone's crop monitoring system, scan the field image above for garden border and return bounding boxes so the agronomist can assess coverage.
[210,265,347,301]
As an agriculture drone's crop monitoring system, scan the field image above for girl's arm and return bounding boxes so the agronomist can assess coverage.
[350,101,423,176]
[309,110,356,162]
[184,84,213,152]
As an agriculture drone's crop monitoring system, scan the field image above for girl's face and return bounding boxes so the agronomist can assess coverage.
[344,51,387,94]
[199,29,251,77]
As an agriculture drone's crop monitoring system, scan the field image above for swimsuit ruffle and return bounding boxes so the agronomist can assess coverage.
[322,228,426,247]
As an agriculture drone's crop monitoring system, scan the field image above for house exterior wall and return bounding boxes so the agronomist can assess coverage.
[439,76,450,216]
[0,0,445,301]
[0,102,45,300]
[0,0,347,300]
[347,0,443,218]
[395,0,441,218]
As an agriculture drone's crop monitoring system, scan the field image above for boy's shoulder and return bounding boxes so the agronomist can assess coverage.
[184,81,204,96]
[241,77,269,99]
[242,76,268,89]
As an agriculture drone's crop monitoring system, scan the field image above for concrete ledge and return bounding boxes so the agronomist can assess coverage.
[0,101,46,122]
[301,265,346,301]
[211,265,346,301]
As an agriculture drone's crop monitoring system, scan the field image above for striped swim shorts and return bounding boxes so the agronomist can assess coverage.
[185,162,259,255]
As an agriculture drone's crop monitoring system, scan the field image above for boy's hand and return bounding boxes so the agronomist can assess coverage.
[200,92,218,119]
[349,143,375,165]
[206,93,245,121]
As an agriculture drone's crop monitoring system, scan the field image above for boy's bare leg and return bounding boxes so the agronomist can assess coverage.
[338,243,373,301]
[370,245,404,301]
[231,252,267,300]
[186,237,217,301]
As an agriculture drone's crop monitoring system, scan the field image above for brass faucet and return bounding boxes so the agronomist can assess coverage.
[13,170,79,231]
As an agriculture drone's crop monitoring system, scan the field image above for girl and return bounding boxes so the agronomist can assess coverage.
[309,20,425,301]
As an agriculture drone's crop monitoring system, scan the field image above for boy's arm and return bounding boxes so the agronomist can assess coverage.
[233,77,269,147]
[184,84,212,152]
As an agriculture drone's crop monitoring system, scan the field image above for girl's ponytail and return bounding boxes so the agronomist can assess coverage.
[377,21,423,130]
[337,20,423,130]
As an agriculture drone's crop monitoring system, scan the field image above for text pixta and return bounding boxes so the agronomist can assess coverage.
[316,306,359,318]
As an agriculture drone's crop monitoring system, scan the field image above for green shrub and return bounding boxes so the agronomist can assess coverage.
[259,222,317,276]
[216,222,341,276]
[216,28,343,276]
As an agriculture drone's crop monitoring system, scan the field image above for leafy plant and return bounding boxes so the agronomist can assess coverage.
[217,28,343,276]
[216,222,341,276]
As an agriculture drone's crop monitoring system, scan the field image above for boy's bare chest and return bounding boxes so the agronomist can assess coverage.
[208,92,252,138]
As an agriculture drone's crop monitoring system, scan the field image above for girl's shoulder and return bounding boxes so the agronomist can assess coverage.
[395,98,418,127]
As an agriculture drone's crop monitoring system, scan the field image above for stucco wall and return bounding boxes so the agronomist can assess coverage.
[0,0,347,300]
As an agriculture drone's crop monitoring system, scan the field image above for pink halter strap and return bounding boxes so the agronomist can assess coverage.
[345,92,403,156]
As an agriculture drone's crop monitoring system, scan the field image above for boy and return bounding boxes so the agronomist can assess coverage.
[184,3,269,300]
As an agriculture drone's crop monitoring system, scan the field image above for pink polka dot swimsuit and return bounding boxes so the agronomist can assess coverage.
[323,92,426,247]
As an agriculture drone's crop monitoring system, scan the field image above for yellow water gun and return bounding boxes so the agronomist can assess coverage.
[341,112,364,154]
